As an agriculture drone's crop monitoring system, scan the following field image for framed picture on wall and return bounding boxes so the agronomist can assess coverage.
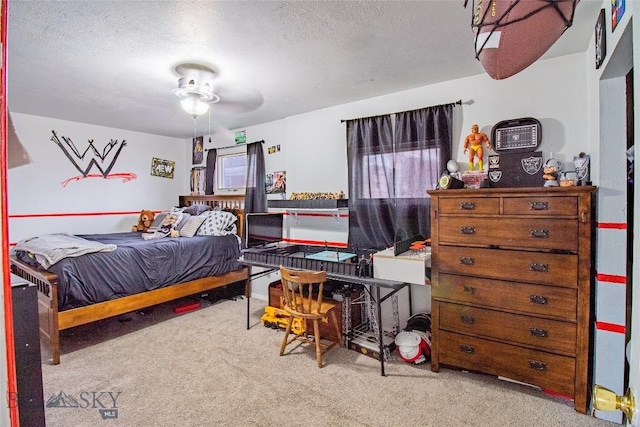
[595,9,606,69]
[192,136,203,164]
[266,171,286,194]
[612,0,625,32]
[151,157,175,179]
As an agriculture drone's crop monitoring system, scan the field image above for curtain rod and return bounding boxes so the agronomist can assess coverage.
[206,139,264,151]
[340,100,462,123]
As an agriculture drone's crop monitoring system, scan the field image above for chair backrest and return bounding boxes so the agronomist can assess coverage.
[279,265,327,318]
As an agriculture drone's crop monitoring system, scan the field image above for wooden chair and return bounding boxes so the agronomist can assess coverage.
[278,265,343,368]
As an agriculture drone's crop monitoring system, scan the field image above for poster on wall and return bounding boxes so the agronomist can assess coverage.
[192,136,203,164]
[595,9,606,69]
[151,157,175,179]
[612,0,625,32]
[235,130,247,145]
[266,171,286,194]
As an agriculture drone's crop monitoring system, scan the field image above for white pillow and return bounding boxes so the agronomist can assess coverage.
[196,210,238,236]
[179,216,206,237]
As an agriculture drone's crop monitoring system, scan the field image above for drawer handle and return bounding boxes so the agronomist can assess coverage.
[460,226,476,235]
[460,345,475,354]
[460,257,475,266]
[461,315,475,324]
[460,202,476,210]
[528,360,547,371]
[530,201,549,211]
[530,263,548,273]
[463,285,475,294]
[529,327,548,338]
[530,295,548,305]
[530,229,549,238]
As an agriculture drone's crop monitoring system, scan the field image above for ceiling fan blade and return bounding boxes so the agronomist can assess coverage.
[210,84,264,115]
[206,123,236,145]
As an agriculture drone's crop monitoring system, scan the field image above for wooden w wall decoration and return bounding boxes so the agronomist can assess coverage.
[51,130,137,186]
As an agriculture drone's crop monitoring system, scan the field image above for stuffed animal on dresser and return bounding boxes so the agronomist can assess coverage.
[132,210,155,232]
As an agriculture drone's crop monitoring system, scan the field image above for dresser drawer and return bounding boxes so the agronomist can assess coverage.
[438,331,575,396]
[502,196,577,216]
[437,217,578,251]
[433,274,577,320]
[437,302,576,354]
[437,246,578,288]
[438,197,500,215]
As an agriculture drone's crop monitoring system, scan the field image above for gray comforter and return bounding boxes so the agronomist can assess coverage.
[15,232,243,311]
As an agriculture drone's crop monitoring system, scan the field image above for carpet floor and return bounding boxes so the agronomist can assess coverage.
[40,296,618,427]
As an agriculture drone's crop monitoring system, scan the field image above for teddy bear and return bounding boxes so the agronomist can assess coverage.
[132,210,155,232]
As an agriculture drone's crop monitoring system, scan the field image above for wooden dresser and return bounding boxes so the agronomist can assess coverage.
[427,186,596,414]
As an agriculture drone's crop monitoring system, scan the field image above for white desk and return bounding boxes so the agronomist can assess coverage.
[373,247,432,323]
[373,247,431,285]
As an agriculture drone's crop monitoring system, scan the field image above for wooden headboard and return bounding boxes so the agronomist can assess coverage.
[179,194,245,237]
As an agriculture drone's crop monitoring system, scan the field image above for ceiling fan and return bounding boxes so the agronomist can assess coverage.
[173,62,264,119]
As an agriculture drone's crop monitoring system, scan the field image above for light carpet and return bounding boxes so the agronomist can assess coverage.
[40,296,618,427]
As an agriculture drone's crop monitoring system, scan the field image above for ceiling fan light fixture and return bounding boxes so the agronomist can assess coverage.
[174,63,222,117]
[180,96,210,117]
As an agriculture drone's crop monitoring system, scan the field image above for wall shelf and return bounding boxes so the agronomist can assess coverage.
[267,200,348,226]
[267,199,348,209]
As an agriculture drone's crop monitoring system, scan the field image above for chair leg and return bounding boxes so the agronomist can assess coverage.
[280,315,294,356]
[330,310,343,347]
[313,319,323,368]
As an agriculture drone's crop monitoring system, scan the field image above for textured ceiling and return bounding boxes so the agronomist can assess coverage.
[7,1,602,139]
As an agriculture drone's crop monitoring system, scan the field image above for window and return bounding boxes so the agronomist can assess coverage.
[393,147,440,198]
[359,146,440,199]
[217,152,247,192]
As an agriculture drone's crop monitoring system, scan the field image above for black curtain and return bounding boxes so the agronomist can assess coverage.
[347,104,454,251]
[394,104,453,242]
[204,148,217,195]
[243,141,266,245]
[347,115,395,251]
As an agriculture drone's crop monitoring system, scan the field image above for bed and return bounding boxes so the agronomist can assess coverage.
[10,194,248,365]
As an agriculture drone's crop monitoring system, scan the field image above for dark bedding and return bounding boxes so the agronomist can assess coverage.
[16,232,243,311]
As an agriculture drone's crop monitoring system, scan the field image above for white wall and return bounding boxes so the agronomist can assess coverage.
[240,52,593,302]
[6,54,591,249]
[7,113,189,244]
[241,53,593,197]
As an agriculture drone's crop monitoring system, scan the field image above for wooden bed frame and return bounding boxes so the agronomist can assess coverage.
[10,194,248,365]
[178,194,245,237]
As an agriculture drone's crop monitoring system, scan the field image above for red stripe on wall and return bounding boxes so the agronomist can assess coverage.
[596,321,626,334]
[282,237,348,248]
[9,210,149,219]
[596,273,627,284]
[597,222,627,229]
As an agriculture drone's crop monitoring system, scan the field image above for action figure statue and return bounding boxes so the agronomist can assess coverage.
[463,124,491,171]
[357,254,373,278]
[543,158,563,187]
